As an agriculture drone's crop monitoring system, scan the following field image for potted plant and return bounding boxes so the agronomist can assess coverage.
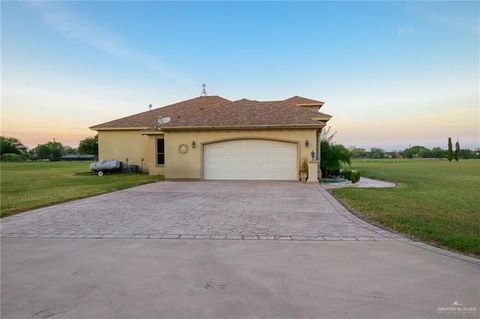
[300,157,309,182]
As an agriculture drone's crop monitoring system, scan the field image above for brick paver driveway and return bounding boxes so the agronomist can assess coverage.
[1,181,404,241]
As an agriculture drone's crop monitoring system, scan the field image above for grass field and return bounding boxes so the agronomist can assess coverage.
[332,159,480,256]
[0,161,163,217]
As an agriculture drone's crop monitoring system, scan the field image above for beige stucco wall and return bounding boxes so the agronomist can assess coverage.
[146,134,165,176]
[97,129,319,180]
[156,129,318,181]
[98,130,152,173]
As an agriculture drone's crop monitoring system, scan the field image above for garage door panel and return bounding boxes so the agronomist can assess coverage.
[204,139,297,180]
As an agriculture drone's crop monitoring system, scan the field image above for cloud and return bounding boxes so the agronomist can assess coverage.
[398,25,415,36]
[24,1,194,84]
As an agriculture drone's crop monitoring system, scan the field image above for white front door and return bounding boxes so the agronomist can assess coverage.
[203,139,298,180]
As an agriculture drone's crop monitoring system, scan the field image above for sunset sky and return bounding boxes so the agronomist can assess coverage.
[1,1,479,150]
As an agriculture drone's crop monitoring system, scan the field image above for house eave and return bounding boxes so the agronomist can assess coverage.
[297,103,325,107]
[160,123,327,131]
[141,131,165,135]
[90,126,151,131]
[310,116,332,121]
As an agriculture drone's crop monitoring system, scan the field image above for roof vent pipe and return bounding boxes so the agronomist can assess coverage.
[200,83,207,96]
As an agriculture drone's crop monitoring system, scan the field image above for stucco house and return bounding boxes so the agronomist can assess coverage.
[90,95,331,181]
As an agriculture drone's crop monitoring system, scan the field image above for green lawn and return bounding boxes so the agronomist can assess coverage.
[0,161,163,217]
[331,159,480,256]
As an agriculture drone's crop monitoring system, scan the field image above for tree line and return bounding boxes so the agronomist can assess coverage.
[350,141,479,160]
[319,128,479,179]
[0,135,98,161]
[321,141,479,178]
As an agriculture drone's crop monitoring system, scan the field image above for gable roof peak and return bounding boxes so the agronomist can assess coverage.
[283,96,324,108]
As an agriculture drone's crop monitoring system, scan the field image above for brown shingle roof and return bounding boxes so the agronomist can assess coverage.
[159,99,331,130]
[90,96,231,130]
[91,95,331,131]
[283,96,324,107]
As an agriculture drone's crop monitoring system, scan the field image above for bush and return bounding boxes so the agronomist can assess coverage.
[341,169,361,183]
[320,140,351,177]
[341,169,352,180]
[1,153,27,162]
[350,171,360,183]
[299,157,309,181]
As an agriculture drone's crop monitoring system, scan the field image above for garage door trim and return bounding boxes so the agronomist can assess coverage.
[201,137,300,180]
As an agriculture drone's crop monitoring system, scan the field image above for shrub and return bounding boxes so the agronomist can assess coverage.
[341,169,361,183]
[300,157,309,181]
[341,169,352,180]
[320,140,351,177]
[1,153,27,162]
[301,157,309,174]
[350,170,360,183]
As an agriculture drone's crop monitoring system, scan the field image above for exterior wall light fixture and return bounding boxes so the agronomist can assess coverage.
[305,140,309,147]
[192,141,196,149]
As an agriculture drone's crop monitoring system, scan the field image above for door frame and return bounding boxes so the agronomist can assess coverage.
[201,137,300,180]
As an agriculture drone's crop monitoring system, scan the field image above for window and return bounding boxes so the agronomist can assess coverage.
[157,138,165,165]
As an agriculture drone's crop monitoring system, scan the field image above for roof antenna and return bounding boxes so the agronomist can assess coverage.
[200,83,207,97]
[148,104,153,110]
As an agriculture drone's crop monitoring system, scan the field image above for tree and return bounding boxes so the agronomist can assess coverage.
[419,148,432,158]
[33,141,64,161]
[0,136,28,155]
[369,148,385,159]
[431,147,446,158]
[78,135,98,155]
[454,141,460,162]
[350,148,368,159]
[320,126,337,143]
[459,149,477,159]
[335,144,351,166]
[447,137,453,162]
[63,146,77,155]
[403,146,432,158]
[320,141,351,177]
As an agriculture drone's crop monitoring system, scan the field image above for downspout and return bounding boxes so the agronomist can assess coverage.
[317,128,322,180]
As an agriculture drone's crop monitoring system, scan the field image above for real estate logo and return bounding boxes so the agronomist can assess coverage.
[437,300,477,315]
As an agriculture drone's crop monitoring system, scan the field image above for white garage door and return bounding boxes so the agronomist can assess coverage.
[204,139,298,180]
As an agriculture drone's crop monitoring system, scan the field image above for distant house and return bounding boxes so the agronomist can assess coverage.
[90,95,331,181]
